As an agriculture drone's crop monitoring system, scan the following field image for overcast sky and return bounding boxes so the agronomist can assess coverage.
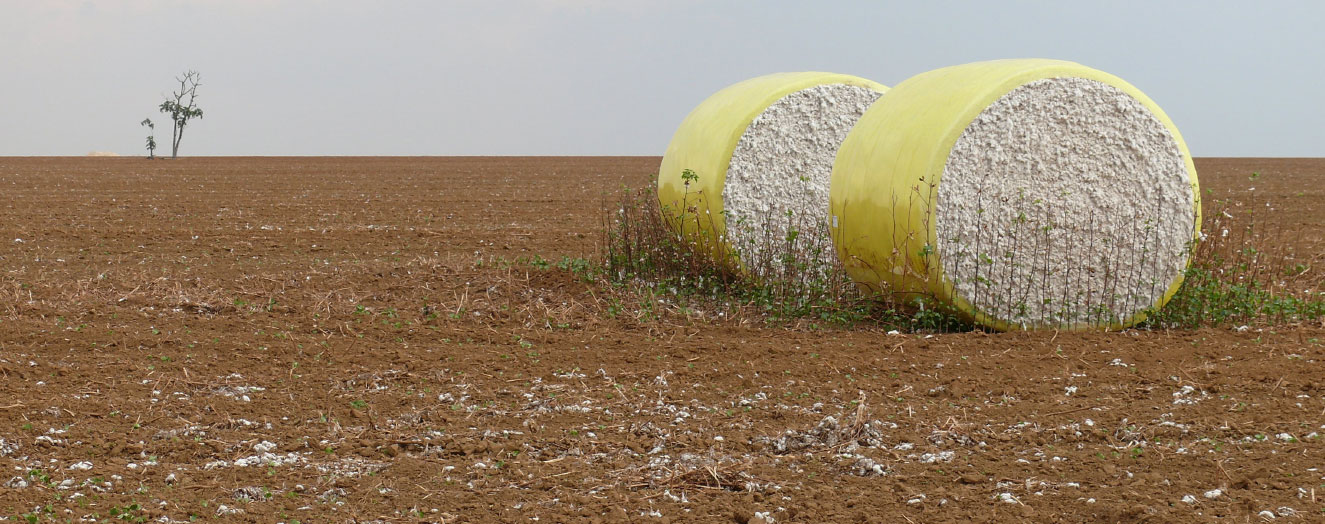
[1,0,1321,157]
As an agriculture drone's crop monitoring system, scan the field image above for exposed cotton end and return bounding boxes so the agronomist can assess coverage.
[723,84,883,275]
[935,77,1196,328]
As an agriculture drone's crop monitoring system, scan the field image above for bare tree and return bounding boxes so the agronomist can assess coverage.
[140,118,157,159]
[158,70,204,159]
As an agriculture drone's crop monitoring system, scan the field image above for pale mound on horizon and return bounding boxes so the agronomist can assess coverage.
[86,151,120,157]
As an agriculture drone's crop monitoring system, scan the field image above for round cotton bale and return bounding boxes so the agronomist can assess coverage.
[658,73,887,275]
[830,59,1200,330]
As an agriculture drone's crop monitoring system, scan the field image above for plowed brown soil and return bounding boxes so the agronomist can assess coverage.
[0,157,1321,523]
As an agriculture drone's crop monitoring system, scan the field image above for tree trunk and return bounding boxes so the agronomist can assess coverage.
[174,126,184,159]
[171,122,181,159]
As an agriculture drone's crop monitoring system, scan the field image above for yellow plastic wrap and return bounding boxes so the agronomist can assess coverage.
[657,73,888,262]
[829,59,1201,331]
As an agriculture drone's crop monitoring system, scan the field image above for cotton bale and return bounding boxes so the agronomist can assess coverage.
[658,73,887,275]
[830,59,1201,330]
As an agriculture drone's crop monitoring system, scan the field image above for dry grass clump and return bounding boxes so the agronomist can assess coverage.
[601,175,1323,332]
[602,174,966,331]
[1142,195,1323,328]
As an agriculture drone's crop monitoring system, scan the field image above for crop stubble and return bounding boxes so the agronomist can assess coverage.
[0,157,1322,522]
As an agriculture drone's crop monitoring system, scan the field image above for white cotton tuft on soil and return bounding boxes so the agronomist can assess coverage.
[935,77,1195,328]
[723,84,883,275]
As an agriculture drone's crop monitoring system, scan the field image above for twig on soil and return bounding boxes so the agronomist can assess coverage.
[1214,459,1233,482]
[843,391,869,441]
[1044,405,1096,417]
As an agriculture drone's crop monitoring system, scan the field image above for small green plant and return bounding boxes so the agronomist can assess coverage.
[556,256,600,282]
[109,502,145,522]
[27,469,51,486]
[140,118,157,159]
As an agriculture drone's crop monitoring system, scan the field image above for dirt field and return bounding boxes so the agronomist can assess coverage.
[0,157,1321,523]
